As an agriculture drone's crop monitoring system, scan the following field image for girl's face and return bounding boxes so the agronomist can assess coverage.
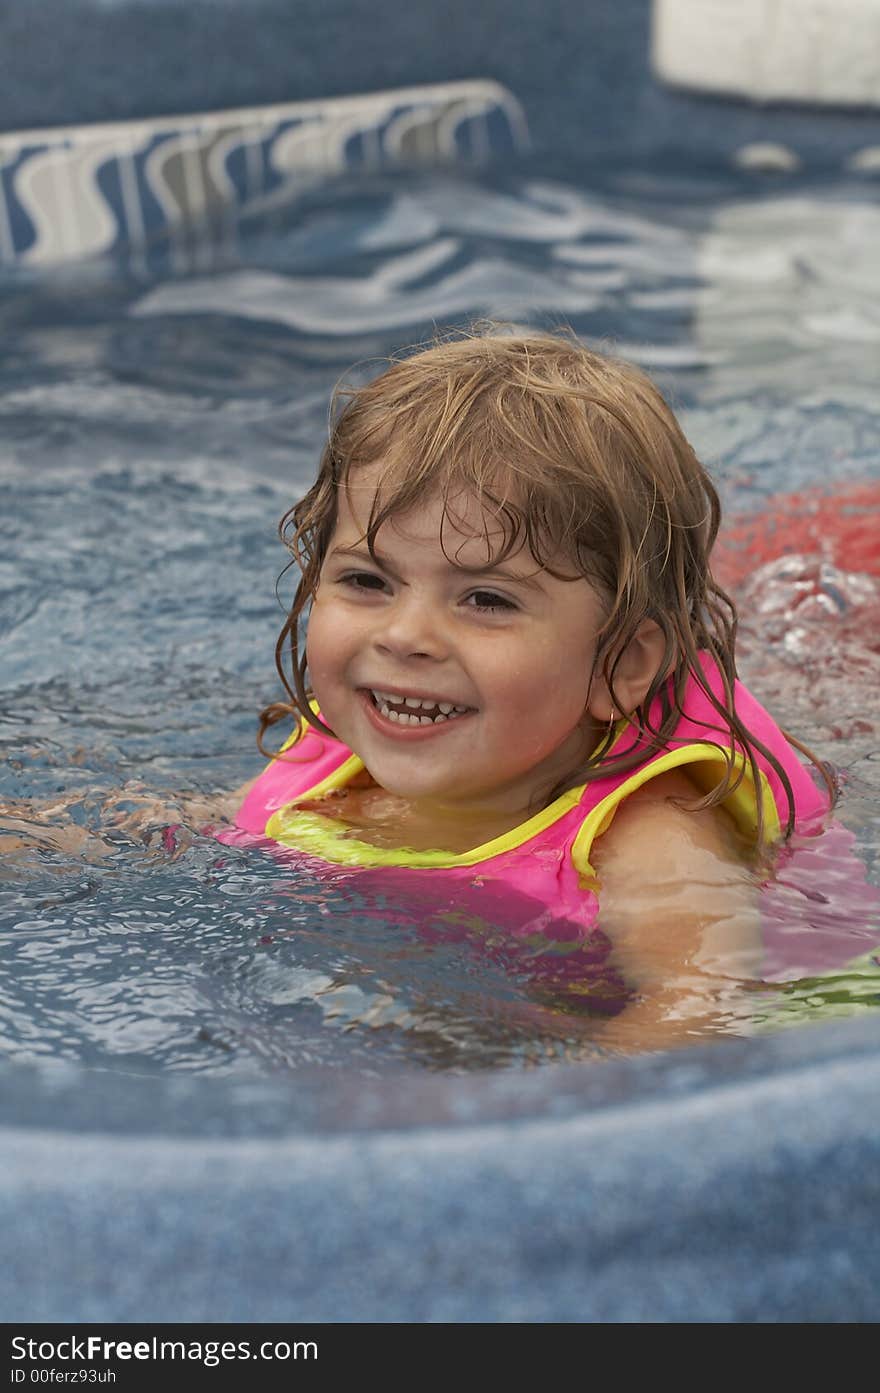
[305,464,609,824]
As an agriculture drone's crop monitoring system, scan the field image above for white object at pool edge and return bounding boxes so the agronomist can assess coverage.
[652,0,880,107]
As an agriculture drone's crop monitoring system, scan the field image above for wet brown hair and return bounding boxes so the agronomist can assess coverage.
[259,323,835,848]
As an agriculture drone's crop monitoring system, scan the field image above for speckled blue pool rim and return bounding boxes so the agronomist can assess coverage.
[0,79,528,267]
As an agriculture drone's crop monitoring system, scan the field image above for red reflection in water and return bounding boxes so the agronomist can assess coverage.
[715,479,880,588]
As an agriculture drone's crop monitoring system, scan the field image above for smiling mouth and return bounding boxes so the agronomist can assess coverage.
[362,689,476,727]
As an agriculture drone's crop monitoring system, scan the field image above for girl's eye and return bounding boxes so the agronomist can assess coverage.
[465,590,517,612]
[338,573,516,613]
[339,571,385,592]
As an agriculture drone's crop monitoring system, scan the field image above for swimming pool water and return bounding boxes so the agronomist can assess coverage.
[2,159,879,1078]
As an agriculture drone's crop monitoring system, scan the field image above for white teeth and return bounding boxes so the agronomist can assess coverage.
[369,690,473,726]
[370,688,472,716]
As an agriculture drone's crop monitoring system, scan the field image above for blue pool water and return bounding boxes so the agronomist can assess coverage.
[2,159,880,1080]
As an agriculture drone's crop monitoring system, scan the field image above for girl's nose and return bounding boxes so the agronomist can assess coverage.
[372,593,448,661]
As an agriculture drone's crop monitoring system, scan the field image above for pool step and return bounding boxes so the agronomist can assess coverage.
[0,80,529,268]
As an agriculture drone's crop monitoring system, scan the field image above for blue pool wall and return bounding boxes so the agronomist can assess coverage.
[2,1019,880,1321]
[3,0,880,168]
[2,0,880,1325]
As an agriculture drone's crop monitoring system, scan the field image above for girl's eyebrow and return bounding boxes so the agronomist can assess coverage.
[328,543,546,592]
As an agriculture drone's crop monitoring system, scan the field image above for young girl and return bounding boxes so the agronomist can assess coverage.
[218,326,838,1047]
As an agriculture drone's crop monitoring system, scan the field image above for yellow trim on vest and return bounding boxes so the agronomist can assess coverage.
[265,779,588,869]
[569,743,780,882]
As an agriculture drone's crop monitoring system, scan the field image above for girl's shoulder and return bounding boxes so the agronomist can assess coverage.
[590,766,756,914]
[588,766,763,986]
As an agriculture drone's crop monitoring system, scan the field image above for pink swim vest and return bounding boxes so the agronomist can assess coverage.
[219,654,833,1008]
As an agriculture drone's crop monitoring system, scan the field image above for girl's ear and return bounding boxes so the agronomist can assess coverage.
[588,619,669,721]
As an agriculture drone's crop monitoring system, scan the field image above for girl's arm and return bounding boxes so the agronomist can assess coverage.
[586,767,764,1051]
[0,777,259,865]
